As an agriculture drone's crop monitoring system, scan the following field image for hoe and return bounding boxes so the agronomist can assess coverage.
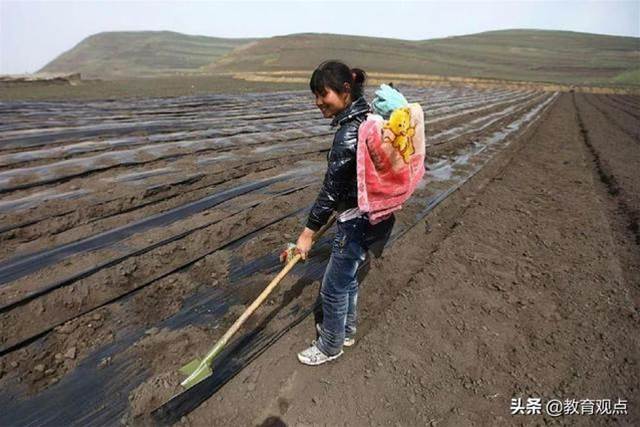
[179,213,337,389]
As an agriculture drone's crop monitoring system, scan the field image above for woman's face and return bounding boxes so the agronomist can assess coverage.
[314,85,351,118]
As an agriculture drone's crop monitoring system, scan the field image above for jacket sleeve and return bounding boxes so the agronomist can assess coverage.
[305,128,358,231]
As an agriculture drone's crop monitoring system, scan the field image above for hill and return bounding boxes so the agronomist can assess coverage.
[209,29,640,86]
[39,29,639,86]
[39,31,258,79]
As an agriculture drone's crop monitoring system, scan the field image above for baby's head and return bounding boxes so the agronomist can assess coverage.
[309,60,367,119]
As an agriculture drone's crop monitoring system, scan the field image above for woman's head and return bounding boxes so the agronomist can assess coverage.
[310,60,367,118]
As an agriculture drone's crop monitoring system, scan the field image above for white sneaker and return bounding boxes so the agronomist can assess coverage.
[316,323,356,347]
[297,340,343,366]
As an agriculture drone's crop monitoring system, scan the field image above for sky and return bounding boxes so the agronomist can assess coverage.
[1,0,638,74]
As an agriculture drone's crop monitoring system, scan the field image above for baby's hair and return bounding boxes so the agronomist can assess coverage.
[310,60,367,100]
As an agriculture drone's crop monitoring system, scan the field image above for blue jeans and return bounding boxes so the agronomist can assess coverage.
[315,213,395,356]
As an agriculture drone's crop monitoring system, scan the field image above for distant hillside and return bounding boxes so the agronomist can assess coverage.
[39,31,258,79]
[39,29,639,86]
[210,29,640,86]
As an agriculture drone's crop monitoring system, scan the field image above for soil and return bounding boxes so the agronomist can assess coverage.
[0,87,637,426]
[182,92,639,426]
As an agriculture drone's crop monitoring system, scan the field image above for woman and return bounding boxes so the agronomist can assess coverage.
[293,60,395,366]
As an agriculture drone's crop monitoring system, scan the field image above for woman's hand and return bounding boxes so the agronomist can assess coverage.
[296,227,316,260]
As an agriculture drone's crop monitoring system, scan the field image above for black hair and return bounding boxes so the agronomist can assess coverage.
[309,60,367,100]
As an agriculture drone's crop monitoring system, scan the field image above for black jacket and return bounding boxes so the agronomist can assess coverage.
[306,96,371,231]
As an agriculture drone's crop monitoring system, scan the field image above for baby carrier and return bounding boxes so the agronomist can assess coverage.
[357,83,426,224]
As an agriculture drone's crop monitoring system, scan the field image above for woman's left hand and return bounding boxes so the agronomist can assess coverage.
[296,227,315,260]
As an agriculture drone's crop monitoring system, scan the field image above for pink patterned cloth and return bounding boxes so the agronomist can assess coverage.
[356,103,426,224]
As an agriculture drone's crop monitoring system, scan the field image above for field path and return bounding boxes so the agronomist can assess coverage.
[184,92,639,426]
